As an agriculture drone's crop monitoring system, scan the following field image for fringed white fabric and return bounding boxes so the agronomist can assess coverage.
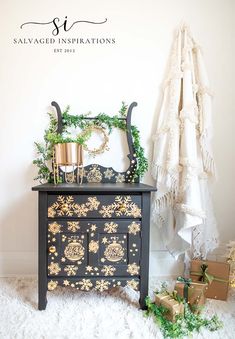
[151,25,218,259]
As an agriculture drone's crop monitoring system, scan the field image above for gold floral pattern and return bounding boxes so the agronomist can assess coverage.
[48,262,61,275]
[67,221,80,232]
[126,279,139,290]
[89,240,99,253]
[95,279,110,292]
[127,263,140,276]
[48,222,62,235]
[104,222,118,233]
[101,265,116,276]
[64,265,78,276]
[128,222,141,235]
[48,195,100,218]
[48,280,58,291]
[78,279,93,291]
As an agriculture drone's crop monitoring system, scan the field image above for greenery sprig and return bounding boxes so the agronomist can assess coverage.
[33,103,148,182]
[145,290,223,339]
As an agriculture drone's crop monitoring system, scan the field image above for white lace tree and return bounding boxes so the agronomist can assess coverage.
[151,24,218,259]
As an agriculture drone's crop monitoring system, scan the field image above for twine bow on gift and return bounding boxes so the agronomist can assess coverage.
[177,277,192,302]
[199,264,214,284]
[190,263,229,285]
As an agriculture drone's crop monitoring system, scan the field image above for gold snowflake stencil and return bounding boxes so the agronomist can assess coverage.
[104,222,118,233]
[48,262,61,275]
[95,279,110,292]
[67,221,80,232]
[48,222,61,235]
[64,265,78,276]
[73,203,89,217]
[127,263,140,276]
[126,279,139,290]
[104,169,114,179]
[101,265,116,276]
[86,266,93,272]
[86,197,100,210]
[78,279,93,291]
[99,196,141,218]
[89,240,99,253]
[99,205,115,218]
[48,280,58,291]
[115,173,125,183]
[90,224,97,231]
[48,196,101,218]
[128,222,141,235]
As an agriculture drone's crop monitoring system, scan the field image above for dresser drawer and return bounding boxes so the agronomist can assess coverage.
[47,194,142,219]
[47,219,141,278]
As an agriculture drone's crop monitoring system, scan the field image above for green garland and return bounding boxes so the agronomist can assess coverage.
[33,103,148,183]
[145,283,223,339]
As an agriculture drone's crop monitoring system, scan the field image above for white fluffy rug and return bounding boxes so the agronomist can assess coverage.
[0,278,235,339]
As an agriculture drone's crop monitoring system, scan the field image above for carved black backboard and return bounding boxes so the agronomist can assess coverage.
[51,101,139,184]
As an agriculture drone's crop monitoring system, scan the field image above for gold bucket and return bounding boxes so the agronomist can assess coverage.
[54,143,83,184]
[54,142,83,166]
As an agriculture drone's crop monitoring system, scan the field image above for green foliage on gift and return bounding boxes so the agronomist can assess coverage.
[145,283,223,339]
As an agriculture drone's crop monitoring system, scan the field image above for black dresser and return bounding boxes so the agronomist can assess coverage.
[32,183,156,310]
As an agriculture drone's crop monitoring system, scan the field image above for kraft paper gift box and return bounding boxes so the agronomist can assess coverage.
[155,293,184,322]
[175,280,208,314]
[190,260,230,301]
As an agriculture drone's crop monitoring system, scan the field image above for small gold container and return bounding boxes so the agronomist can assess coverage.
[54,143,84,184]
[54,143,83,166]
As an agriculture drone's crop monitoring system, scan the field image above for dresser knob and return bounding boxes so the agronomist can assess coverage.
[118,203,126,213]
[61,203,69,213]
[49,246,56,253]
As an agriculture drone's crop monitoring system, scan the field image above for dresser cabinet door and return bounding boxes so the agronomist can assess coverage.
[47,219,141,278]
[47,194,142,219]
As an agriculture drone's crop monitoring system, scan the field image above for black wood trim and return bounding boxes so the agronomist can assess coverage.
[51,101,63,134]
[32,183,157,192]
[38,192,48,310]
[139,192,151,309]
[126,102,137,157]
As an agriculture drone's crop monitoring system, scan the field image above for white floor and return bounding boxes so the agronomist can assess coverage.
[0,277,234,339]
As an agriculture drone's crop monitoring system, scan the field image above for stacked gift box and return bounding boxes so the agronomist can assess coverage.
[190,259,230,300]
[155,292,184,322]
[154,259,230,323]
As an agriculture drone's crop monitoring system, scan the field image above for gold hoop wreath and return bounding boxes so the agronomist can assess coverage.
[82,125,109,156]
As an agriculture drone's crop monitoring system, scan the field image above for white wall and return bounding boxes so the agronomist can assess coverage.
[0,0,234,276]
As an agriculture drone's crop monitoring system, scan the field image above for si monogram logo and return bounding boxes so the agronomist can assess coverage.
[20,16,108,36]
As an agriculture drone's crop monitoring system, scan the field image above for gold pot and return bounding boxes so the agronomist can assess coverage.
[54,143,83,166]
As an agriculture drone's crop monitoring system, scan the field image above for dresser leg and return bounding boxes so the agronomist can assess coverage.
[38,191,48,310]
[139,283,148,310]
[38,288,47,310]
